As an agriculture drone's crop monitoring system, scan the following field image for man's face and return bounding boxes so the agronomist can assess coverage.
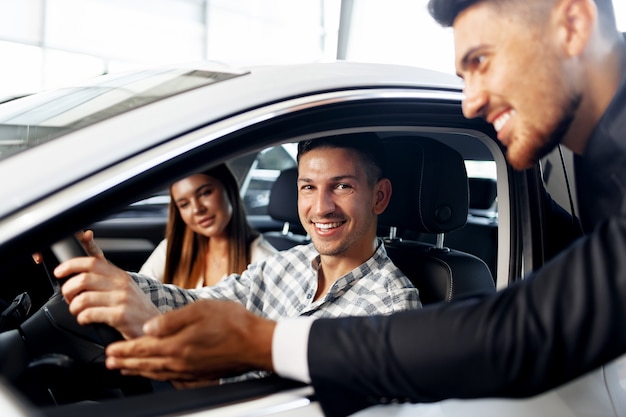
[297,147,384,258]
[453,2,580,170]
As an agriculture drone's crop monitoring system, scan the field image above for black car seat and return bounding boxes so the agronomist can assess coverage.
[378,136,496,305]
[406,175,499,279]
[468,177,498,218]
[446,177,499,277]
[264,167,310,251]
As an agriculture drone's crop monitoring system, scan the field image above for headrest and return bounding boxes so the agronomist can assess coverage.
[379,137,468,234]
[267,167,300,224]
[469,177,497,210]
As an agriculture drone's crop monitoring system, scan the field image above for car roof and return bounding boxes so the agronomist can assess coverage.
[0,61,463,234]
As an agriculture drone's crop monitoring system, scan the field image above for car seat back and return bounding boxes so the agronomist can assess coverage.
[379,136,496,304]
[264,167,310,250]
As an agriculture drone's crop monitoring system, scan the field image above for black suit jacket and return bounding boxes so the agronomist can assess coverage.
[308,67,626,416]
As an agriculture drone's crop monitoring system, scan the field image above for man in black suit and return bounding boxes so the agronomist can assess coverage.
[99,0,626,416]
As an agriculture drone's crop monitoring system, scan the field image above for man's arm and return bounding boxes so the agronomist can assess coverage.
[105,299,275,382]
[308,217,626,417]
[129,272,198,312]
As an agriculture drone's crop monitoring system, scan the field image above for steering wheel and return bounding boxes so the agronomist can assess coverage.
[14,235,153,404]
[29,236,125,348]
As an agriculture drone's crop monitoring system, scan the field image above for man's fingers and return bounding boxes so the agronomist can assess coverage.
[107,353,189,380]
[53,256,96,280]
[108,354,213,382]
[74,305,123,328]
[106,337,200,380]
[107,336,177,358]
[142,303,204,337]
[77,229,105,258]
[32,253,43,264]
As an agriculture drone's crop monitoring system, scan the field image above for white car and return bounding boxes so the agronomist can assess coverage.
[0,61,623,417]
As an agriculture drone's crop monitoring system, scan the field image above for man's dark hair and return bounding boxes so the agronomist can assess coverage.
[427,0,616,28]
[427,0,478,27]
[297,132,388,186]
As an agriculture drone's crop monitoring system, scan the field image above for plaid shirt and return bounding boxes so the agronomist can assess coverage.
[130,238,421,319]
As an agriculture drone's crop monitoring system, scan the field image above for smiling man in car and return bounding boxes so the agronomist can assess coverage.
[57,0,626,416]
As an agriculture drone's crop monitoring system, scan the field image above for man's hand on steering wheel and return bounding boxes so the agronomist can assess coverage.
[32,230,103,265]
[53,240,162,340]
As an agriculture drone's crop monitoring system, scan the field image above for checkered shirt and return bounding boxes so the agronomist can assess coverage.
[129,238,421,319]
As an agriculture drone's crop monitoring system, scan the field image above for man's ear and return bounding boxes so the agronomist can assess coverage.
[373,178,392,215]
[554,0,596,57]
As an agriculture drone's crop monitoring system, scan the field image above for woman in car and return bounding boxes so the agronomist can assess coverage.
[139,163,277,288]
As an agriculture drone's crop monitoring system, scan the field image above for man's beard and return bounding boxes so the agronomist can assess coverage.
[507,92,581,170]
[534,92,582,162]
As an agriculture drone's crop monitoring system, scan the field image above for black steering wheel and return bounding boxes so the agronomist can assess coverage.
[30,235,126,348]
[12,235,153,405]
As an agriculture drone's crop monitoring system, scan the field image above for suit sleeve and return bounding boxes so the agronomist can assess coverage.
[308,217,626,417]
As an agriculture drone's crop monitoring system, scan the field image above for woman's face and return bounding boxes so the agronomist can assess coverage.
[170,174,233,238]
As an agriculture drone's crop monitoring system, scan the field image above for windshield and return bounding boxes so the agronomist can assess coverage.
[0,66,247,161]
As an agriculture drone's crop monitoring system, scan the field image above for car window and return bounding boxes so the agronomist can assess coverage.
[0,67,247,161]
[239,144,298,215]
[109,144,298,220]
[466,160,498,222]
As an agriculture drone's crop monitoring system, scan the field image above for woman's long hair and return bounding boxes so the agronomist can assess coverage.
[162,163,259,288]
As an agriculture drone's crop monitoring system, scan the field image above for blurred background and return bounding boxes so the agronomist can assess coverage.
[0,0,624,99]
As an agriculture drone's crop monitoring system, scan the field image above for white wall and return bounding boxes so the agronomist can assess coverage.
[344,0,454,74]
[0,0,339,98]
[0,0,623,99]
[345,0,626,76]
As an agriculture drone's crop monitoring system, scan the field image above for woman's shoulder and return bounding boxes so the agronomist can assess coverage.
[138,238,168,280]
[154,238,168,250]
[250,235,279,262]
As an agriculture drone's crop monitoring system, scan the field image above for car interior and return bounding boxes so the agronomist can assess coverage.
[263,166,310,251]
[0,128,503,414]
[378,136,496,303]
[88,133,501,280]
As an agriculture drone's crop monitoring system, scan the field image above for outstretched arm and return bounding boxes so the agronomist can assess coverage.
[308,218,626,416]
[105,299,275,383]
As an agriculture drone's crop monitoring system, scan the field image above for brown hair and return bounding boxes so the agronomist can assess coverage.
[428,0,616,29]
[297,132,388,187]
[162,163,259,288]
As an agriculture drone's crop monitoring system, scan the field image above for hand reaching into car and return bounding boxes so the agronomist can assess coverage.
[105,299,276,383]
[54,251,162,340]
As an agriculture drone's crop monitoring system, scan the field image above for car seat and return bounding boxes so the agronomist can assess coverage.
[379,136,496,305]
[468,177,498,219]
[406,175,499,279]
[264,167,310,251]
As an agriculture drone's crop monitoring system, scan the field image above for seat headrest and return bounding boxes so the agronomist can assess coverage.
[379,137,468,234]
[267,167,300,224]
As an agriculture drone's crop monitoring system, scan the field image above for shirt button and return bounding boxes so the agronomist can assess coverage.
[306,293,312,299]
